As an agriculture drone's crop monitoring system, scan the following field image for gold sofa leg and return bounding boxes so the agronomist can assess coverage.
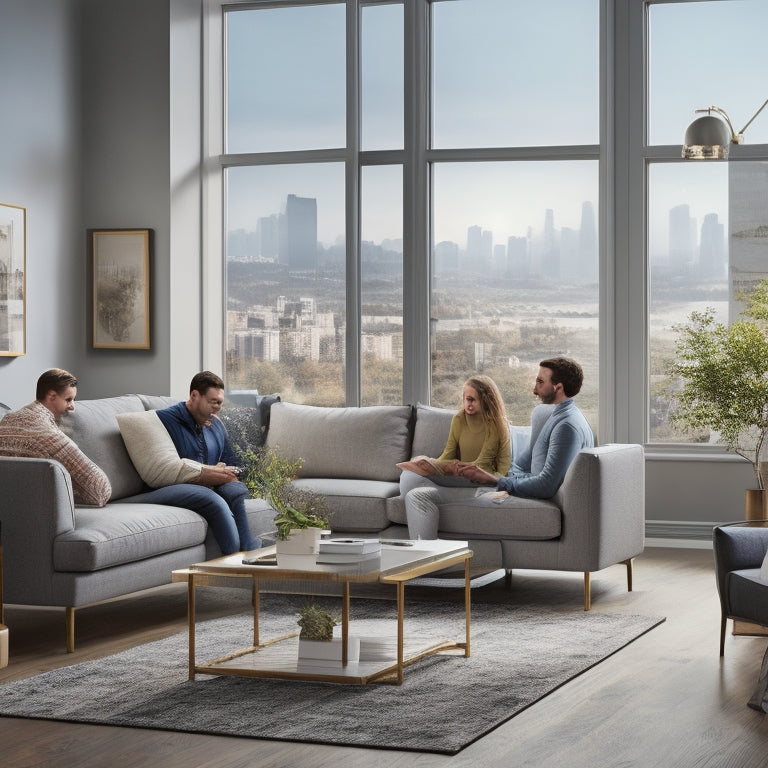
[585,559,634,611]
[623,558,634,592]
[66,607,75,653]
[584,572,591,611]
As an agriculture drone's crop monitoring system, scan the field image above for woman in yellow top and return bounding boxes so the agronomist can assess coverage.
[399,375,511,500]
[438,375,511,475]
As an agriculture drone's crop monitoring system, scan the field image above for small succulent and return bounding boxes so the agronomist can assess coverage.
[297,604,338,642]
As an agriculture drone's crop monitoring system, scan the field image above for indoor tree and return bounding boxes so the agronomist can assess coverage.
[669,281,768,490]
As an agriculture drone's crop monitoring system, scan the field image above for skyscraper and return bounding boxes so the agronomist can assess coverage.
[282,194,318,271]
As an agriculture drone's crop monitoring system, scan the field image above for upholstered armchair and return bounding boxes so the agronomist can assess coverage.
[712,522,768,655]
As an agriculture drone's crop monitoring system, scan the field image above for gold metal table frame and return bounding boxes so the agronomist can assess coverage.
[172,541,473,685]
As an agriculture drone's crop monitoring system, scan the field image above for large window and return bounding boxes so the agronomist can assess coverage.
[429,0,599,430]
[223,0,405,407]
[647,0,768,444]
[219,0,600,431]
[431,161,599,426]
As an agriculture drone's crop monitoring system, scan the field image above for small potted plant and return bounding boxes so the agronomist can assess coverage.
[296,603,359,666]
[238,446,329,561]
[668,280,768,516]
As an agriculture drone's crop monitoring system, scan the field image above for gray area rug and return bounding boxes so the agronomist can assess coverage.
[0,594,664,755]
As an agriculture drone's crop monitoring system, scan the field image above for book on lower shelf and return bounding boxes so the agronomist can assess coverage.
[318,538,382,555]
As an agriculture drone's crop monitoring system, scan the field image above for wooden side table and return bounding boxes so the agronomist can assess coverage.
[0,520,7,668]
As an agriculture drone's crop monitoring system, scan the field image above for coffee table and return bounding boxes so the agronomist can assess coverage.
[172,539,472,685]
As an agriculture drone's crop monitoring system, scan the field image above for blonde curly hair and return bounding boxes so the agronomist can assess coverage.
[461,375,508,439]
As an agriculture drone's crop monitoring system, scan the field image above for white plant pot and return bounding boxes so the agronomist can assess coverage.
[275,527,322,567]
[298,636,360,666]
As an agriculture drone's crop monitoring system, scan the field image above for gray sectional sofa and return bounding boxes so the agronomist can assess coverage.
[268,401,645,609]
[0,394,276,652]
[0,395,645,651]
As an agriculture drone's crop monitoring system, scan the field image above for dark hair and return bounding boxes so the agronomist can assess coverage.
[539,357,584,398]
[36,368,78,401]
[189,370,225,396]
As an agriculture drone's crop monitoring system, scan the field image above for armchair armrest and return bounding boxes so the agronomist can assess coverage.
[713,523,768,607]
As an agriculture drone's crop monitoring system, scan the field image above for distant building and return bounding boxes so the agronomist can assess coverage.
[233,329,280,362]
[282,194,317,271]
[729,162,768,321]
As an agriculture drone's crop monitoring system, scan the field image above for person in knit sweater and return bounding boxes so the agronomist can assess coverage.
[0,368,111,506]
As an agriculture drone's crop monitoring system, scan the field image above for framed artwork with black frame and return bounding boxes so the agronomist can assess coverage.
[91,229,151,350]
[0,202,26,357]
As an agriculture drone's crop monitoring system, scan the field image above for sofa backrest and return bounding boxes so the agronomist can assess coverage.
[136,394,180,411]
[266,402,413,482]
[410,404,455,458]
[60,395,147,500]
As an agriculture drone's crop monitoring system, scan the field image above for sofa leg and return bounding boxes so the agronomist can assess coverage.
[584,572,591,611]
[504,570,512,589]
[720,615,727,657]
[66,607,75,653]
[623,558,634,592]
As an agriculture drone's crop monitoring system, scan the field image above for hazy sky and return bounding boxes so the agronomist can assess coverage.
[225,0,767,250]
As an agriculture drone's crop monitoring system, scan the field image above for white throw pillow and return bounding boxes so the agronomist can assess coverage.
[116,410,202,489]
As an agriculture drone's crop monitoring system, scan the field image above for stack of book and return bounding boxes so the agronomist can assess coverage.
[316,538,382,564]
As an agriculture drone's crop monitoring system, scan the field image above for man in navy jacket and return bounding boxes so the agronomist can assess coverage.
[151,371,260,554]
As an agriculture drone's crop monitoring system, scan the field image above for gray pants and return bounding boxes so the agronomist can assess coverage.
[404,477,490,539]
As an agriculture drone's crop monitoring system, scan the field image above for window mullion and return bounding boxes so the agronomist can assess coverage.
[345,0,361,406]
[402,0,430,406]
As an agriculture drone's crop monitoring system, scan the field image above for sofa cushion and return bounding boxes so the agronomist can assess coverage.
[267,403,412,482]
[291,478,396,532]
[116,410,202,488]
[60,395,147,500]
[729,569,768,626]
[760,549,768,584]
[54,503,208,572]
[432,490,561,540]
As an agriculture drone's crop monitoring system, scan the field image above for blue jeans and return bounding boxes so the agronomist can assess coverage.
[123,481,261,555]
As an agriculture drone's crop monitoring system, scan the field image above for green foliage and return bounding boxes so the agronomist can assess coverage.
[296,604,338,641]
[238,447,329,540]
[669,298,768,487]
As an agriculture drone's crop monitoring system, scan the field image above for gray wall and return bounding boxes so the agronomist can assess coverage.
[0,0,172,407]
[78,0,172,398]
[0,0,83,407]
[0,0,751,535]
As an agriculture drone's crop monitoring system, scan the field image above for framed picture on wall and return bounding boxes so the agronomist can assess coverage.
[91,229,151,350]
[0,202,26,357]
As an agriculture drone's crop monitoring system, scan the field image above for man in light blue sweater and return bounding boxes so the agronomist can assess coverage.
[406,357,594,539]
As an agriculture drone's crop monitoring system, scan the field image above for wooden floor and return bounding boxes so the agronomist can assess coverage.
[3,546,768,768]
